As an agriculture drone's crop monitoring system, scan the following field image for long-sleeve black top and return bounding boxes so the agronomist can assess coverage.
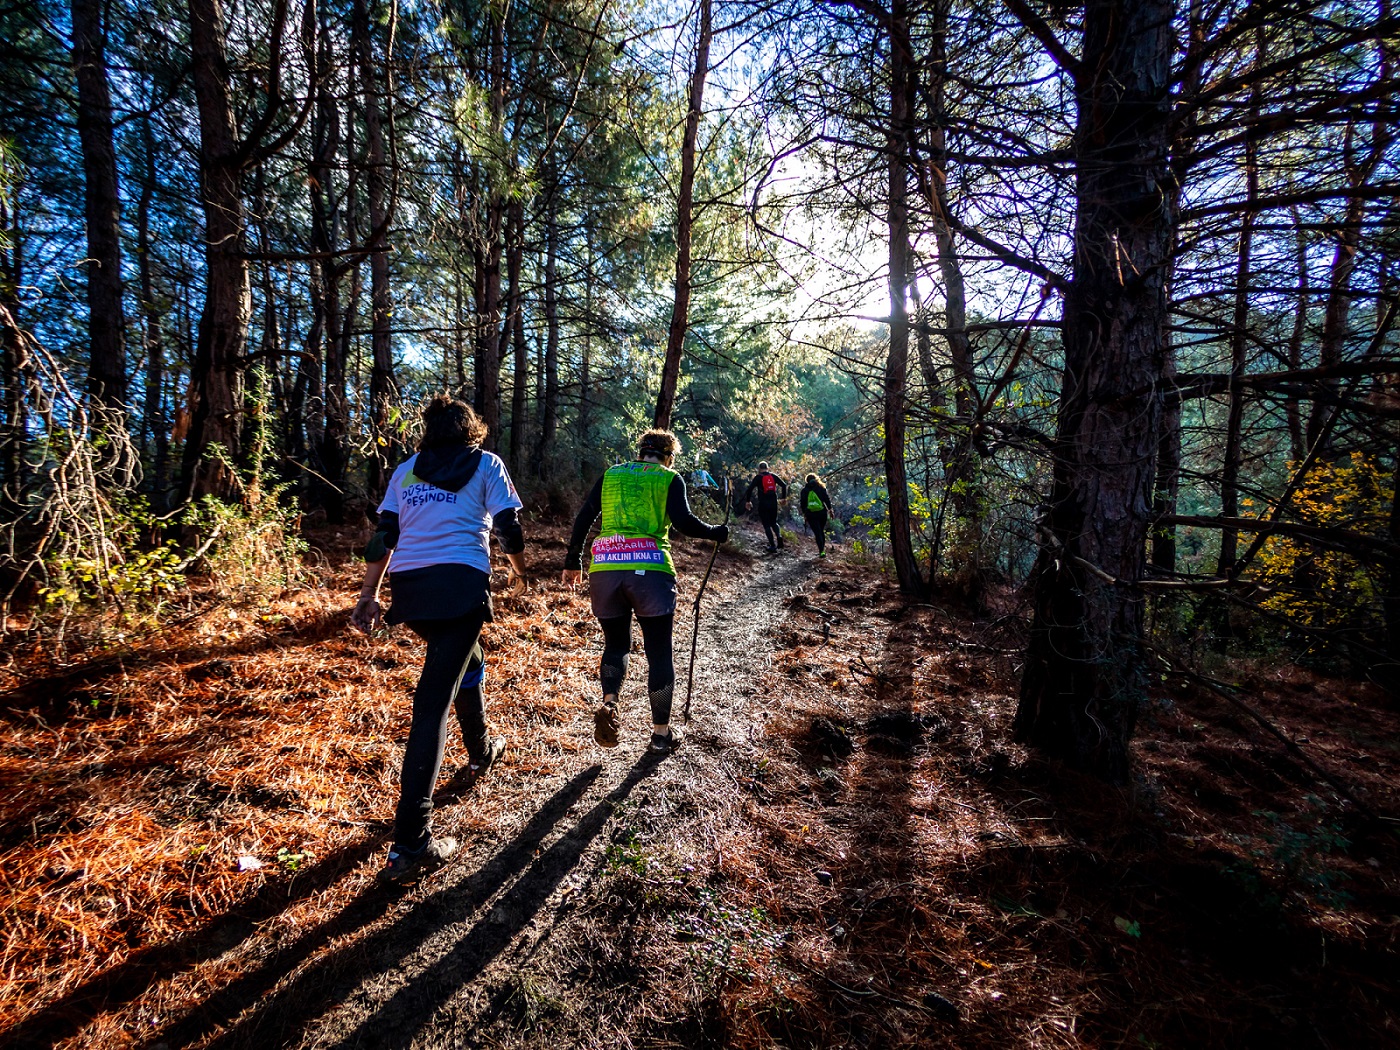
[798,480,832,516]
[743,471,788,506]
[564,468,726,570]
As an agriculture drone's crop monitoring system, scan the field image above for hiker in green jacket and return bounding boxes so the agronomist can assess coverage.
[798,473,833,557]
[560,429,728,752]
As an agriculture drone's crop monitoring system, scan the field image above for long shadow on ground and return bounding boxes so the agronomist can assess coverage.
[0,607,355,722]
[146,764,601,1049]
[2,829,386,1050]
[962,756,1400,1048]
[204,752,665,1049]
[1,751,518,1050]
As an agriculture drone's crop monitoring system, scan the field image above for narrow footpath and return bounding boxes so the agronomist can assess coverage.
[185,538,810,1049]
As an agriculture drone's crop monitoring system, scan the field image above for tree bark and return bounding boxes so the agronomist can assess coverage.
[0,190,26,514]
[533,188,560,477]
[136,116,169,506]
[355,0,396,503]
[1285,213,1308,464]
[653,0,711,431]
[1014,0,1176,782]
[1217,64,1260,580]
[71,0,127,412]
[182,0,251,502]
[506,198,527,473]
[918,0,979,594]
[320,24,352,524]
[883,0,923,596]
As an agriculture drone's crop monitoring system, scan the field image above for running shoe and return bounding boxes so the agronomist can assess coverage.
[468,735,506,776]
[594,701,620,748]
[379,836,458,883]
[649,726,684,753]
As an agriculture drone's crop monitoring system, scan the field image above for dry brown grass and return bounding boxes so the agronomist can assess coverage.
[1,520,1397,1049]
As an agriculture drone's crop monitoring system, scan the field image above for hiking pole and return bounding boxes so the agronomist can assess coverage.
[684,478,732,724]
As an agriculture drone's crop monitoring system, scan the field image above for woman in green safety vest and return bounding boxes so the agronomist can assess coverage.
[560,429,729,752]
[798,472,833,558]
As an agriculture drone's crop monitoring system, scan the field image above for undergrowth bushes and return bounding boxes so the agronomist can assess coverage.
[5,370,307,648]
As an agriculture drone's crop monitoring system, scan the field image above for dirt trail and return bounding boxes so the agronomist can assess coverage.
[186,541,811,1050]
[20,521,1396,1050]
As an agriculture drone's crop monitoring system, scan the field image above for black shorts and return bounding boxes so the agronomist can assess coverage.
[589,569,677,619]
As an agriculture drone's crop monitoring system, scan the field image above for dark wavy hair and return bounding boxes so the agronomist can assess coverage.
[637,428,679,459]
[418,394,489,451]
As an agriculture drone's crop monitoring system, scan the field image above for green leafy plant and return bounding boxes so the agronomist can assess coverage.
[1252,797,1352,907]
[673,888,788,987]
[276,846,308,872]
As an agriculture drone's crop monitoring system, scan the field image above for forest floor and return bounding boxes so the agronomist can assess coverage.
[2,514,1399,1049]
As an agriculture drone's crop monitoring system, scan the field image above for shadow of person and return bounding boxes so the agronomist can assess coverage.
[198,753,663,1049]
[0,825,389,1050]
[319,750,667,1050]
[155,763,607,1050]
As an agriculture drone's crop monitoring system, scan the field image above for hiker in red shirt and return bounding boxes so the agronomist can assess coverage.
[744,462,789,554]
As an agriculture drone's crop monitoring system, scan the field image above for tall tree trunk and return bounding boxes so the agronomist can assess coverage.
[0,190,26,514]
[1384,239,1400,687]
[883,0,923,595]
[182,0,251,502]
[1217,65,1261,579]
[1285,211,1308,464]
[1014,0,1176,783]
[1152,377,1181,574]
[653,0,711,431]
[1307,40,1395,450]
[319,33,351,525]
[1152,0,1203,578]
[919,0,979,593]
[505,198,527,473]
[137,116,169,506]
[453,265,467,393]
[71,0,127,413]
[450,140,467,396]
[355,0,396,502]
[534,190,560,477]
[478,209,503,448]
[472,239,487,415]
[578,228,592,476]
[300,14,333,484]
[474,10,506,448]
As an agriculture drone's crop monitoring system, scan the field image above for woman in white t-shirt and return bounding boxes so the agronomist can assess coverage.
[351,395,528,882]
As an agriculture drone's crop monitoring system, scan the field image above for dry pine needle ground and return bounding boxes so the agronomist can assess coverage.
[0,519,1397,1049]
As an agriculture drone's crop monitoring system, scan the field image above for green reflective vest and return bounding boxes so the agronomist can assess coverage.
[590,462,676,574]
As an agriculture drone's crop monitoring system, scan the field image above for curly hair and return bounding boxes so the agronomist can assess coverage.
[418,394,489,450]
[636,428,679,459]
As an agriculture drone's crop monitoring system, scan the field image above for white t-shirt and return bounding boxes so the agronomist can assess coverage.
[378,450,522,574]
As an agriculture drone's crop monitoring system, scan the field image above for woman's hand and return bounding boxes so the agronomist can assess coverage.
[560,569,582,588]
[350,597,382,634]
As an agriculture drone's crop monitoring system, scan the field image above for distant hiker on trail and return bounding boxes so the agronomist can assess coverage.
[560,429,728,753]
[351,394,528,883]
[798,473,833,558]
[744,462,789,553]
[691,466,718,492]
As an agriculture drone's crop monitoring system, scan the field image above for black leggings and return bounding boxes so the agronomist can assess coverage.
[758,504,781,548]
[806,510,828,553]
[396,612,488,848]
[599,613,676,724]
